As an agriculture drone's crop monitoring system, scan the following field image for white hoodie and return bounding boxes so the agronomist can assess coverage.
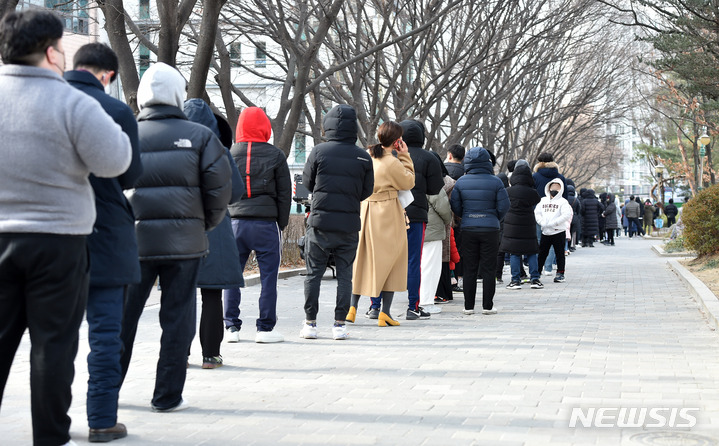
[534,178,573,236]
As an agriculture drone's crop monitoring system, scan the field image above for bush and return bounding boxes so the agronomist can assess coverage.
[682,184,719,257]
[663,236,685,253]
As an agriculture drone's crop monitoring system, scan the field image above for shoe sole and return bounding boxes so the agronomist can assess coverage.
[201,363,223,369]
[531,285,544,289]
[89,431,128,442]
[299,334,317,339]
[506,286,522,290]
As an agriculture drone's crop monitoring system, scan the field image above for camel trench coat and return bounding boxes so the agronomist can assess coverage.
[352,149,415,297]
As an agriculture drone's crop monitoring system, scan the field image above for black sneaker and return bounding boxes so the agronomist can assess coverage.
[506,281,522,290]
[530,279,544,289]
[365,308,380,319]
[452,284,463,293]
[496,277,503,284]
[554,273,565,283]
[202,356,223,369]
[406,308,431,320]
[434,296,450,304]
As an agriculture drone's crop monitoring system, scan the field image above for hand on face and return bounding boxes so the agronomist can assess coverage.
[394,138,408,153]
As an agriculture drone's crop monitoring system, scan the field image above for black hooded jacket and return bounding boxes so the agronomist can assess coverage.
[400,120,444,223]
[303,105,374,233]
[580,188,601,237]
[499,164,540,254]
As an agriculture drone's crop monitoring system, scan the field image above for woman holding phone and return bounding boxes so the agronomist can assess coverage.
[347,121,415,326]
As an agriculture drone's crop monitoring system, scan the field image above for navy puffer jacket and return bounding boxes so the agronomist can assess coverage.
[450,147,509,232]
[304,105,374,233]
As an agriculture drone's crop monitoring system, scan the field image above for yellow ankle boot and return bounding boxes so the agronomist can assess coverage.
[346,306,356,323]
[378,312,400,327]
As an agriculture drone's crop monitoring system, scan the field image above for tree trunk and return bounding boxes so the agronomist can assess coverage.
[187,0,226,99]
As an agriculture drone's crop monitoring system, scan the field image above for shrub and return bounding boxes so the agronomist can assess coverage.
[663,236,685,253]
[682,184,719,257]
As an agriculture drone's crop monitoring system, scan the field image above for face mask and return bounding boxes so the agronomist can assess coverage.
[549,190,559,197]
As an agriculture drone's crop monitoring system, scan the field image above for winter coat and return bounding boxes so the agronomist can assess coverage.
[444,161,464,181]
[304,105,374,233]
[184,99,245,289]
[567,184,582,236]
[450,147,509,232]
[532,161,569,199]
[602,194,620,230]
[665,203,678,218]
[644,203,656,223]
[426,176,454,242]
[499,163,540,255]
[228,107,292,230]
[400,120,444,223]
[625,199,641,219]
[449,228,460,268]
[580,189,601,237]
[534,178,573,236]
[64,70,143,287]
[352,149,415,297]
[130,64,232,260]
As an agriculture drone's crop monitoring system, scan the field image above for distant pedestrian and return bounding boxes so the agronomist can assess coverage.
[224,107,292,344]
[533,152,569,274]
[0,11,131,445]
[580,189,601,246]
[301,105,374,338]
[665,198,678,227]
[65,42,143,443]
[624,195,642,238]
[450,147,509,315]
[602,194,619,246]
[535,179,573,283]
[500,161,542,290]
[643,199,656,235]
[350,121,415,327]
[183,98,245,369]
[119,62,232,412]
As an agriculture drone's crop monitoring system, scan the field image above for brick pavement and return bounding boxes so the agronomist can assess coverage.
[2,237,719,445]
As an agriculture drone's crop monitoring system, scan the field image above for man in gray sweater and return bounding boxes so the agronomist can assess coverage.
[0,10,131,446]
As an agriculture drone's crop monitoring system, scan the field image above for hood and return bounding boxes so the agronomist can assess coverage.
[236,107,272,143]
[566,184,576,198]
[607,193,614,202]
[497,173,509,188]
[137,62,186,110]
[510,163,534,187]
[183,98,220,137]
[399,120,425,147]
[323,104,357,142]
[463,147,494,174]
[544,178,565,199]
[533,161,560,176]
[588,189,596,198]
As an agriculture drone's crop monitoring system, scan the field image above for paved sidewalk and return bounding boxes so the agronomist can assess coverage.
[2,237,719,445]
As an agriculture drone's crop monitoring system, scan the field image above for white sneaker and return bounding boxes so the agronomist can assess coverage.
[332,324,349,340]
[482,308,498,315]
[63,441,78,446]
[422,304,442,314]
[542,269,553,276]
[255,330,284,343]
[226,327,240,343]
[299,322,317,339]
[462,309,475,315]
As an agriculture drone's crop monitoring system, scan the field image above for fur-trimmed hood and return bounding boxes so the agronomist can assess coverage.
[533,161,559,173]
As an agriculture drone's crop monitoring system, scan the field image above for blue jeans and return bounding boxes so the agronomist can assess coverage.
[120,258,200,410]
[87,285,125,429]
[510,254,539,282]
[224,219,281,332]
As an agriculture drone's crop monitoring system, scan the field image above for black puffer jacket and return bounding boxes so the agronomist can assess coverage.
[401,120,444,223]
[580,188,601,237]
[567,184,582,235]
[499,163,540,254]
[130,105,232,260]
[228,107,292,229]
[304,105,374,233]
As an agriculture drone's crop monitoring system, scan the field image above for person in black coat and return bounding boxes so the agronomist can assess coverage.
[64,43,142,442]
[120,62,232,413]
[598,192,608,241]
[499,162,542,289]
[665,198,678,227]
[302,104,374,338]
[379,119,443,319]
[495,173,510,283]
[183,98,245,369]
[580,189,601,247]
[566,184,582,250]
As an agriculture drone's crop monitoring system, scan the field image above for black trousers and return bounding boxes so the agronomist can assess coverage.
[0,234,88,446]
[460,230,499,311]
[538,232,566,274]
[199,289,223,357]
[303,227,358,321]
[436,262,452,300]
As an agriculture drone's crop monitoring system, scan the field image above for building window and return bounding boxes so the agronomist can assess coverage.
[139,0,150,19]
[294,136,306,164]
[230,42,241,67]
[255,42,266,68]
[45,0,89,35]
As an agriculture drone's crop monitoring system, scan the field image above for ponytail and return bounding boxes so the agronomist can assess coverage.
[370,143,384,159]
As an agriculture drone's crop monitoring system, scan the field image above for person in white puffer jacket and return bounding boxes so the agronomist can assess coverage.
[534,178,573,283]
